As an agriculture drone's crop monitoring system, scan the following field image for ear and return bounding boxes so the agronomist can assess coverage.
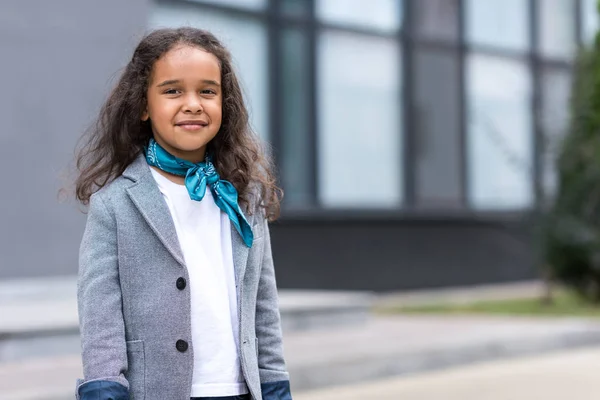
[141,109,149,121]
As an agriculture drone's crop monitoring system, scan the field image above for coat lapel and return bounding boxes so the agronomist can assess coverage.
[122,154,255,279]
[231,222,250,288]
[123,155,185,267]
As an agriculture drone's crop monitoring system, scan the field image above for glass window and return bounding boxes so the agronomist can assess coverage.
[280,0,311,17]
[281,28,312,207]
[414,49,462,209]
[317,31,402,208]
[186,0,265,11]
[541,68,571,199]
[538,0,576,58]
[415,0,459,41]
[467,54,533,210]
[583,0,599,44]
[465,0,530,51]
[316,0,402,33]
[149,3,269,140]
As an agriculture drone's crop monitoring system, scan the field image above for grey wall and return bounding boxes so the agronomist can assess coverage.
[0,0,149,279]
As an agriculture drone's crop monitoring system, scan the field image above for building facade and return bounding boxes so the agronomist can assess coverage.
[1,0,597,290]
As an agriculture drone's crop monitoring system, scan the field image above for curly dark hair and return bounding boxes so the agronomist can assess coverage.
[75,27,282,220]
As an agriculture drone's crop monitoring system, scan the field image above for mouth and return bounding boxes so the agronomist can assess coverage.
[175,120,209,130]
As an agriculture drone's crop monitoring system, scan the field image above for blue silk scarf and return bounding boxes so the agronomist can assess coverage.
[145,138,253,248]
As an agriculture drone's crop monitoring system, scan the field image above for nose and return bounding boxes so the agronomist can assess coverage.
[183,94,203,114]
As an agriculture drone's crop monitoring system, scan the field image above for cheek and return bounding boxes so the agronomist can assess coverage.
[210,102,223,123]
[150,100,176,121]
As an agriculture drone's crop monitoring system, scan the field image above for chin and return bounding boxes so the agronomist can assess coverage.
[175,136,213,151]
[154,129,217,156]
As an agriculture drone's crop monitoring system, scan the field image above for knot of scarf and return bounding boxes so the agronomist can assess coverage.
[145,138,253,247]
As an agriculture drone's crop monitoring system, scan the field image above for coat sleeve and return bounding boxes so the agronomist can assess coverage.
[76,192,129,400]
[255,218,293,399]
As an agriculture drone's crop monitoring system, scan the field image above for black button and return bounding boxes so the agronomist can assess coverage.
[176,277,186,290]
[176,340,188,352]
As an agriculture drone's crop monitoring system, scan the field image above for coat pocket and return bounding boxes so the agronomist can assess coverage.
[125,340,145,400]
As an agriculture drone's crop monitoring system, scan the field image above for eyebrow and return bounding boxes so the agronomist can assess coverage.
[156,79,221,87]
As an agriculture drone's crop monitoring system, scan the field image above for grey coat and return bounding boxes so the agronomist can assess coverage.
[76,155,290,400]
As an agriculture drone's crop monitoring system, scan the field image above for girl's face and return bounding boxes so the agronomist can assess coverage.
[142,44,222,163]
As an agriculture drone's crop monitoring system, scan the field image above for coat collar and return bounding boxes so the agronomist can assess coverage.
[123,154,185,266]
[123,154,250,285]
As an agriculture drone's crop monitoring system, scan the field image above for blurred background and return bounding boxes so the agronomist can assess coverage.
[0,0,595,290]
[3,0,600,399]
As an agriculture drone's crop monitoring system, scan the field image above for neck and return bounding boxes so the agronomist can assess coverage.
[150,166,185,185]
[152,137,207,164]
[178,151,205,164]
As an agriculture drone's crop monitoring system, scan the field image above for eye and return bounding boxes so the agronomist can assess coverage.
[163,88,181,95]
[201,89,217,95]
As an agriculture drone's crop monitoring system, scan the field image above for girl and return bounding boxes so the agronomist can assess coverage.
[74,27,292,400]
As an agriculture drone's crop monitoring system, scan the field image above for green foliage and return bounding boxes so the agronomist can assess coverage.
[543,17,600,302]
[378,289,600,318]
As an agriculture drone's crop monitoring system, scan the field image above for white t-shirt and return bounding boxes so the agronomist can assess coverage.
[150,167,248,397]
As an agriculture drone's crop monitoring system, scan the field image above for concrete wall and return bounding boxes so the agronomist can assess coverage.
[0,0,148,278]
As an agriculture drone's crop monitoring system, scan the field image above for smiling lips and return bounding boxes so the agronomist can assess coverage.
[175,120,209,131]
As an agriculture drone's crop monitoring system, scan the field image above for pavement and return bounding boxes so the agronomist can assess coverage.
[284,314,600,391]
[2,276,600,399]
[295,346,600,400]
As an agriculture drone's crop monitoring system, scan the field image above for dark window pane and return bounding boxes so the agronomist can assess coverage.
[414,49,462,208]
[415,0,459,41]
[280,0,311,17]
[280,28,311,207]
[541,68,571,198]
